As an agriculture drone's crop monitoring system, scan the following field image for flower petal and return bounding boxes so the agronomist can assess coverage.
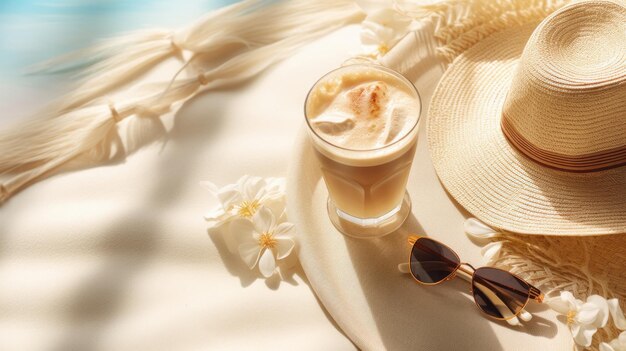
[576,303,600,325]
[464,218,500,238]
[230,218,258,243]
[228,219,258,254]
[275,238,295,260]
[608,299,626,330]
[586,295,609,328]
[563,291,580,308]
[236,174,250,188]
[573,325,597,347]
[238,242,261,269]
[217,184,242,208]
[480,242,502,265]
[204,208,229,222]
[274,222,295,237]
[548,299,571,315]
[252,206,275,233]
[366,8,412,31]
[274,207,288,224]
[599,342,616,351]
[361,21,390,45]
[242,176,266,201]
[618,330,626,345]
[549,291,576,315]
[199,181,219,196]
[230,218,255,236]
[258,248,276,278]
[263,177,285,199]
[358,6,413,58]
[264,197,287,222]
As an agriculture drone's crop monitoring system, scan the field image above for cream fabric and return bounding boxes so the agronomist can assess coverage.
[0,26,363,351]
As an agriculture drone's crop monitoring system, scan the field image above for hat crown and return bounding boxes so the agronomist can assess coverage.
[502,0,626,170]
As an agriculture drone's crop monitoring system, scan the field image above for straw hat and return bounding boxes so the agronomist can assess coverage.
[428,0,626,235]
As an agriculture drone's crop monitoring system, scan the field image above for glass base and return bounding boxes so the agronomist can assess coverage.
[327,191,412,239]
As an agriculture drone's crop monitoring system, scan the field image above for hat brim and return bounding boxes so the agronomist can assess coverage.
[428,21,626,235]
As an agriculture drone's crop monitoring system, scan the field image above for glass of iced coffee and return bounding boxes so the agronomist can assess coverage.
[304,64,421,238]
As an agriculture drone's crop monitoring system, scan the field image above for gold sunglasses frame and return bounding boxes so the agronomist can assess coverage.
[406,235,544,321]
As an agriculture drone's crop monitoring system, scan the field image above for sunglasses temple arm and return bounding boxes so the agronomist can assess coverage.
[482,277,545,304]
[398,262,410,273]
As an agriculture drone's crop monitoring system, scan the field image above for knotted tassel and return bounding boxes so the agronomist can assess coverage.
[31,0,363,113]
[0,104,125,203]
[28,0,264,112]
[31,29,180,114]
[0,75,200,202]
[0,0,364,203]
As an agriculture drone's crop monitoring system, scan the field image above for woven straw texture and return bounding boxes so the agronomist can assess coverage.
[428,1,626,235]
[502,1,626,170]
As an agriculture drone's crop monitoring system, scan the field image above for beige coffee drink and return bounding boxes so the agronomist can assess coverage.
[304,64,421,238]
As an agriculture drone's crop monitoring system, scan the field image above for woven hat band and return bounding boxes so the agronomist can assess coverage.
[501,113,626,172]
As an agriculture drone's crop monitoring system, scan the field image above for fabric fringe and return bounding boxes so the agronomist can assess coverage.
[0,0,364,203]
[482,232,625,351]
[0,106,118,201]
[28,0,265,111]
[395,0,570,64]
[26,29,175,76]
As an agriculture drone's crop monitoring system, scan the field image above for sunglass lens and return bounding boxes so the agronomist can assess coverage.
[472,267,530,320]
[410,238,461,284]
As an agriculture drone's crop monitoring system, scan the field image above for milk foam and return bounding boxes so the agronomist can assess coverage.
[306,67,419,150]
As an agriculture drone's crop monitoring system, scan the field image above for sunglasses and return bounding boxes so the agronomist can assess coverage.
[406,235,543,321]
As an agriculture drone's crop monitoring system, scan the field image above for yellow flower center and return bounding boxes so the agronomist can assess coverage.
[259,232,277,249]
[236,199,260,218]
[566,310,577,325]
[378,44,389,55]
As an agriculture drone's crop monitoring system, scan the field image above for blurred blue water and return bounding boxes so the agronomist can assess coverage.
[0,0,238,78]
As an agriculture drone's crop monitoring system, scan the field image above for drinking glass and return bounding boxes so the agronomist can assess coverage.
[304,64,421,238]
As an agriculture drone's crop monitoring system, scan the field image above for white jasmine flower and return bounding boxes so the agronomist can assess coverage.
[230,206,295,278]
[548,291,609,348]
[463,218,503,265]
[601,331,626,351]
[464,218,500,238]
[200,175,285,228]
[356,0,414,59]
[608,298,626,330]
[480,241,503,265]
